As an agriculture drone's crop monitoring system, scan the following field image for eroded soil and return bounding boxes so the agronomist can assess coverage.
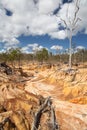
[0,63,87,130]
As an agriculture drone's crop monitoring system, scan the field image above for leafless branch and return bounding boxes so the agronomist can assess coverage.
[73,0,80,22]
[60,18,68,28]
[73,17,81,27]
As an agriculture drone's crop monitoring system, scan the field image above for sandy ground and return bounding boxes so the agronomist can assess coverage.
[25,78,87,130]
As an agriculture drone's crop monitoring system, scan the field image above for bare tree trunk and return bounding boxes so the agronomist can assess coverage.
[59,0,80,70]
[69,30,72,70]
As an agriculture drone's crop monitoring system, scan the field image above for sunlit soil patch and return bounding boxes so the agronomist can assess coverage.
[0,62,87,130]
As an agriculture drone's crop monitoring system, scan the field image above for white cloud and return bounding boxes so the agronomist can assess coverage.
[49,30,67,39]
[21,43,47,53]
[76,46,85,50]
[29,14,58,35]
[51,45,63,50]
[21,46,31,54]
[28,43,44,51]
[0,0,38,44]
[28,43,38,47]
[38,0,62,14]
[0,0,87,50]
[0,0,63,45]
[3,38,20,51]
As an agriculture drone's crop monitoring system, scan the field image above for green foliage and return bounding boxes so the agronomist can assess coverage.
[36,48,49,62]
[0,48,87,65]
[8,48,21,62]
[4,48,22,67]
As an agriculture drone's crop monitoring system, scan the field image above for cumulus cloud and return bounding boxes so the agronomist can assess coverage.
[76,46,85,50]
[0,0,37,44]
[49,30,67,39]
[21,46,32,54]
[32,45,44,51]
[28,43,44,51]
[51,45,63,50]
[38,0,62,14]
[29,15,58,35]
[0,0,62,46]
[21,43,47,53]
[0,0,87,51]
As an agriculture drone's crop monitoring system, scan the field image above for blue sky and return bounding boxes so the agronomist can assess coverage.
[0,0,87,53]
[18,33,87,50]
[0,31,87,53]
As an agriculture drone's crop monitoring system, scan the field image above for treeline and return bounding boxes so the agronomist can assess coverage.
[0,48,87,66]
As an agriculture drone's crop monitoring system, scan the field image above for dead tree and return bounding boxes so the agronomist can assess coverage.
[58,0,81,70]
[31,97,59,130]
[50,106,59,130]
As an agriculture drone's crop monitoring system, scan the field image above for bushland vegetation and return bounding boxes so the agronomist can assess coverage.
[0,48,87,67]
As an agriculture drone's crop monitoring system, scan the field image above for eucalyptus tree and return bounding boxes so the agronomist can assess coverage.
[36,48,49,63]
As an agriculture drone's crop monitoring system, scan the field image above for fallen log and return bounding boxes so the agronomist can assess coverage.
[51,106,59,130]
[31,97,51,130]
[31,97,59,130]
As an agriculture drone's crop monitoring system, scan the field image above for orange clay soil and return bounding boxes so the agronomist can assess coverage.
[0,62,87,130]
[25,63,87,130]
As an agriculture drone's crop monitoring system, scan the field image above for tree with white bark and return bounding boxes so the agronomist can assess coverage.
[57,0,81,69]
